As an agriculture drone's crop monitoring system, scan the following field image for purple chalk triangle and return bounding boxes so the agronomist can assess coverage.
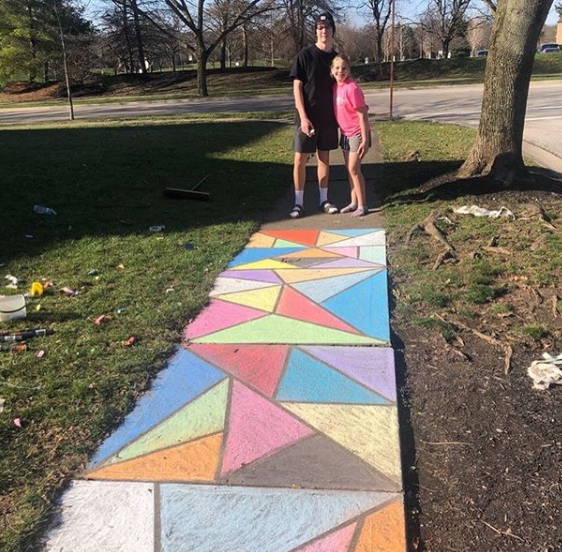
[221,270,282,284]
[301,346,397,401]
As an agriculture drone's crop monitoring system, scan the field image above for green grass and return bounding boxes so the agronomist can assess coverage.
[2,53,562,108]
[515,324,550,340]
[0,117,293,551]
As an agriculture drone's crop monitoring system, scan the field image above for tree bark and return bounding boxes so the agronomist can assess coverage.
[130,0,146,74]
[458,0,553,184]
[197,45,209,97]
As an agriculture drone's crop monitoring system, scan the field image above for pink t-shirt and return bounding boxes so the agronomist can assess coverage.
[333,78,367,137]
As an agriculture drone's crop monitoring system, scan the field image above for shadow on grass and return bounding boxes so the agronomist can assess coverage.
[381,160,562,205]
[0,120,293,264]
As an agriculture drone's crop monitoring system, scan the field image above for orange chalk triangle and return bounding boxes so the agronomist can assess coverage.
[354,499,406,552]
[86,432,222,482]
[263,230,320,247]
[276,286,360,334]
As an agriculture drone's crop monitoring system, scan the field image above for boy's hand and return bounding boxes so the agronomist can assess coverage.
[357,142,369,160]
[301,119,314,137]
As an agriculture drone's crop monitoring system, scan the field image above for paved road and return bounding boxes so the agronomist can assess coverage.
[2,81,562,170]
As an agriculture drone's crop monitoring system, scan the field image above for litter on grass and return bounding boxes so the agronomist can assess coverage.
[528,353,562,389]
[124,336,136,347]
[0,295,27,321]
[453,205,515,219]
[30,282,44,297]
[0,398,5,413]
[149,225,165,233]
[88,269,99,276]
[33,205,57,216]
[93,315,107,325]
[60,286,79,297]
[5,274,19,287]
[184,242,194,251]
[13,418,22,428]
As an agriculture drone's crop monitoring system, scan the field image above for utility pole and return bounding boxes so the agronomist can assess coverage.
[389,0,396,119]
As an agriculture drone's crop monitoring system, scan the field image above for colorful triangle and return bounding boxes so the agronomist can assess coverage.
[89,348,226,468]
[217,285,281,312]
[316,231,349,246]
[210,277,277,296]
[192,314,381,345]
[228,248,304,268]
[354,499,406,552]
[225,434,400,492]
[87,432,223,482]
[291,522,357,551]
[302,346,397,402]
[247,233,276,248]
[277,348,388,404]
[322,272,389,341]
[221,382,314,475]
[276,267,375,284]
[220,269,282,284]
[276,287,360,335]
[233,259,301,271]
[293,270,380,304]
[184,299,268,340]
[263,230,320,247]
[97,380,230,468]
[280,402,401,482]
[278,248,343,260]
[188,343,288,397]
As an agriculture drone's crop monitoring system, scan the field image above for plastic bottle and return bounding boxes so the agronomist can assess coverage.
[33,205,57,216]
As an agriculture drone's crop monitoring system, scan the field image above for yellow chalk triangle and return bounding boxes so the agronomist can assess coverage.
[232,259,300,271]
[277,248,343,260]
[217,285,282,312]
[317,232,350,246]
[247,233,276,248]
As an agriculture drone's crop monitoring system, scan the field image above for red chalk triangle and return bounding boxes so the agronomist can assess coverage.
[262,230,320,247]
[221,382,314,476]
[276,287,361,335]
[187,344,289,397]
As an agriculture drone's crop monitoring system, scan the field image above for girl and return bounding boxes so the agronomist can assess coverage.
[331,54,371,217]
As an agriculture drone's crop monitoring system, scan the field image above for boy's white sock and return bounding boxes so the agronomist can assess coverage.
[294,190,304,206]
[319,187,328,204]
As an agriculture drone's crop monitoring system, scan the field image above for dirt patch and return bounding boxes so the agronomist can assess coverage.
[388,182,562,551]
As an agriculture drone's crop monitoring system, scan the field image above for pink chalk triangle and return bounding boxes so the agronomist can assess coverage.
[184,299,268,340]
[292,522,357,551]
[324,247,359,259]
[221,382,314,476]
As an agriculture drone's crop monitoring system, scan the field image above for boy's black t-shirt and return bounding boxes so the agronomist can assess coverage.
[290,45,337,127]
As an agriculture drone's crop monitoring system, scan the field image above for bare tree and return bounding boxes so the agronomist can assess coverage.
[422,0,472,58]
[466,15,491,55]
[458,0,554,183]
[361,0,391,62]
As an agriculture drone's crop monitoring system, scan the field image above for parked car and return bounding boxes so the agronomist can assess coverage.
[538,43,560,53]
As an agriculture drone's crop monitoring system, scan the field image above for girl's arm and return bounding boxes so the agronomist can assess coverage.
[357,106,370,159]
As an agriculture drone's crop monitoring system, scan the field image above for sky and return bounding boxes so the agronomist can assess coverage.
[84,0,560,28]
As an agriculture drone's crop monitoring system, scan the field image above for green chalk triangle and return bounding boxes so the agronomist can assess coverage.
[274,239,307,248]
[100,379,229,467]
[192,314,382,345]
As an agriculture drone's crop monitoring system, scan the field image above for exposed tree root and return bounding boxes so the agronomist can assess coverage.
[406,212,456,269]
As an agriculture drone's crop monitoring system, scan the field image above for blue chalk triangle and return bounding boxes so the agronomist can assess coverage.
[276,348,388,404]
[330,229,381,238]
[322,271,390,341]
[228,248,304,268]
[89,348,226,467]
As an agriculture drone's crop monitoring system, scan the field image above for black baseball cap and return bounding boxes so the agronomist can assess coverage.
[315,12,335,33]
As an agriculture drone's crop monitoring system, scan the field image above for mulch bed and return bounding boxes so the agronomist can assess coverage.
[389,181,562,551]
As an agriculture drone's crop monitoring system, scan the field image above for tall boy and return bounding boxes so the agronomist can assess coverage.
[289,12,339,219]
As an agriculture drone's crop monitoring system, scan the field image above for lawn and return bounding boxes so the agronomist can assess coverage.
[0,117,293,551]
[1,52,562,107]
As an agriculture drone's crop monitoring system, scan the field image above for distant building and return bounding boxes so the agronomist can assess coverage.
[557,20,562,45]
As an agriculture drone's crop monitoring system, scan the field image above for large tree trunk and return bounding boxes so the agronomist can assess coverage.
[242,26,249,68]
[458,0,553,184]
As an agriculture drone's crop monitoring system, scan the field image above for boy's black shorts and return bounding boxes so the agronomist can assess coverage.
[292,124,338,153]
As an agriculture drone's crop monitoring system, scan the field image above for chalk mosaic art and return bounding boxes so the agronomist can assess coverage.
[45,230,406,552]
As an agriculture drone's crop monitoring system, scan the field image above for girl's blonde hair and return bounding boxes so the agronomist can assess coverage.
[331,53,352,71]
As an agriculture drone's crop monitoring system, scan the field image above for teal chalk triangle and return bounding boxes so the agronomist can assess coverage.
[277,348,388,404]
[359,246,387,266]
[331,229,381,238]
[293,270,380,303]
[322,271,390,342]
[228,248,304,268]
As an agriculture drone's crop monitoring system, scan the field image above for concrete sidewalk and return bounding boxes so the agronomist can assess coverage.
[43,130,405,552]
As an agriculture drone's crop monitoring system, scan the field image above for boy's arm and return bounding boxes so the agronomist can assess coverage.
[357,106,370,159]
[293,79,314,136]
